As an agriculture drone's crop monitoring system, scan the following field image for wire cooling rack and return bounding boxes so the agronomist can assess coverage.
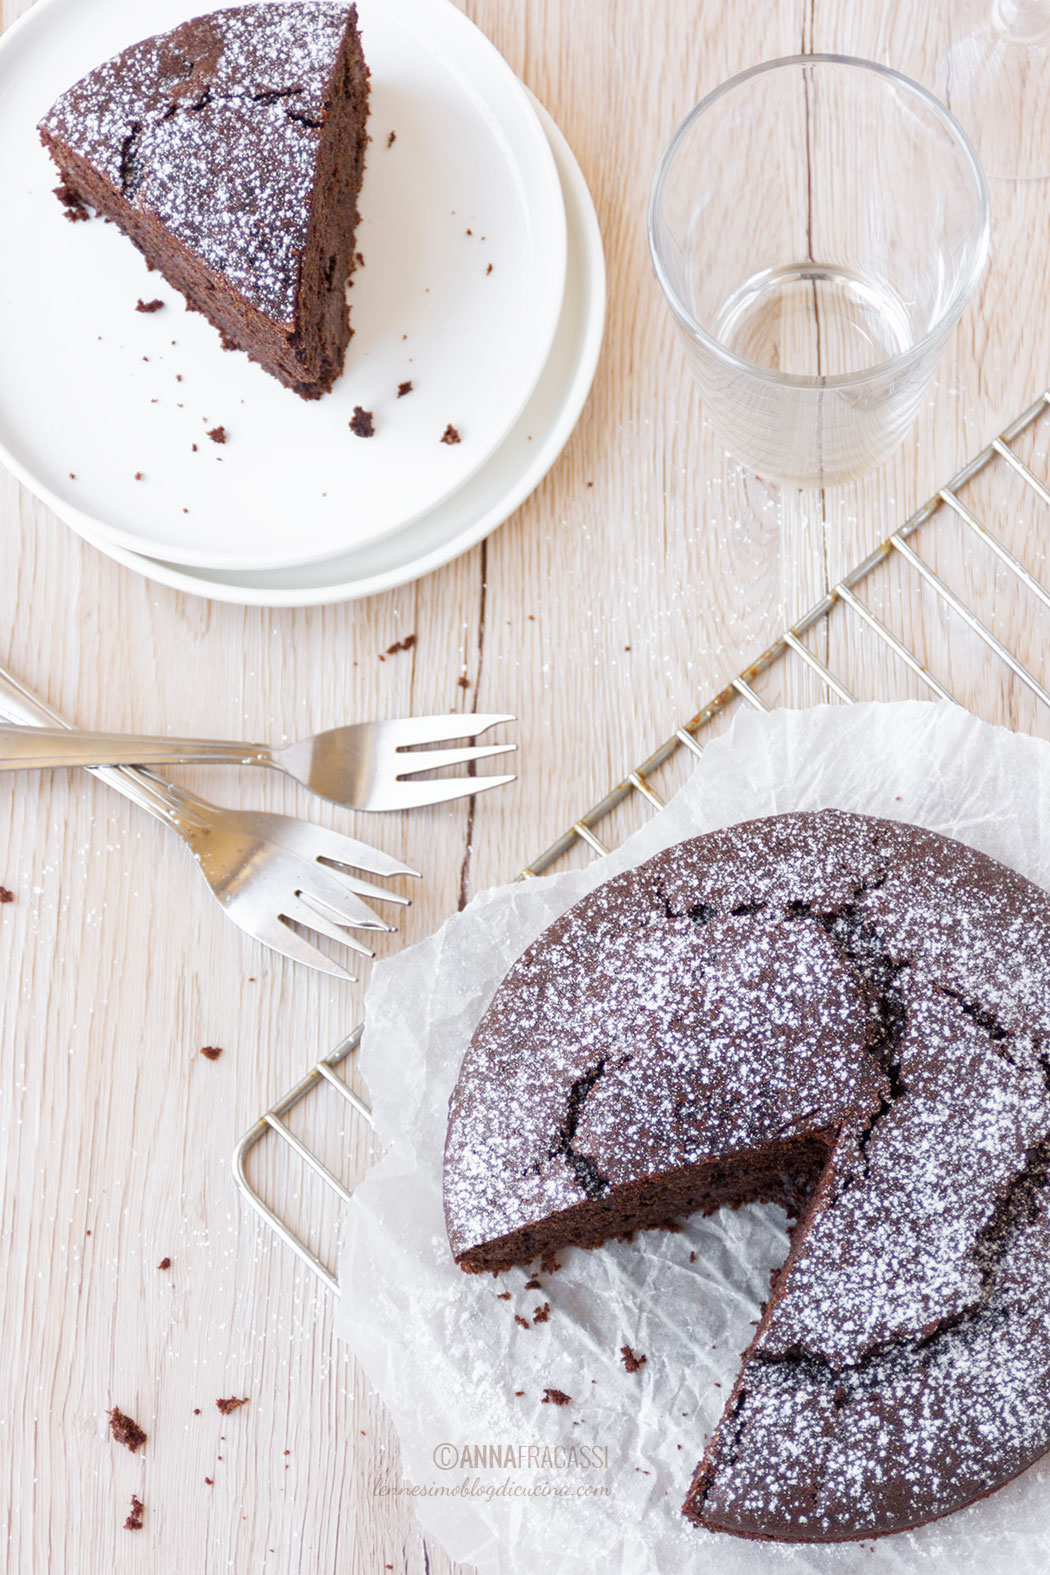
[233,388,1050,1292]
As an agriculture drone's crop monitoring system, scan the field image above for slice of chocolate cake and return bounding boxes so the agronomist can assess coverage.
[39,4,369,399]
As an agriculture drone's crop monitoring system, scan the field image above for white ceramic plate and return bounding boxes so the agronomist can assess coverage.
[66,99,605,607]
[0,0,566,569]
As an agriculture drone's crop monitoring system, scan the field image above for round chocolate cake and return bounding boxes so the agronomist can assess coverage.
[442,810,1050,1542]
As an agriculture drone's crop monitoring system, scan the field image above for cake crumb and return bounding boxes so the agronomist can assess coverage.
[134,472,143,481]
[123,1496,145,1531]
[200,1045,223,1061]
[514,1315,530,1330]
[108,1407,147,1453]
[486,263,493,276]
[136,298,164,313]
[55,182,90,221]
[397,380,413,398]
[0,887,13,904]
[387,130,396,147]
[440,424,461,445]
[524,1277,541,1290]
[457,676,471,690]
[533,1303,551,1324]
[385,634,417,656]
[194,1408,201,1415]
[689,1251,697,1263]
[514,1390,524,1397]
[541,1388,571,1407]
[215,1396,249,1415]
[207,426,227,445]
[620,1345,647,1374]
[204,1477,213,1486]
[496,1291,511,1301]
[539,1252,562,1274]
[157,1257,172,1271]
[350,406,375,438]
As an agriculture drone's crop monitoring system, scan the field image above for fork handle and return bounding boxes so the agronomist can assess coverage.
[0,666,207,828]
[0,725,274,772]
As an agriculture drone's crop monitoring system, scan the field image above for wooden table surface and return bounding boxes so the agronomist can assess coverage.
[3,1,1050,1571]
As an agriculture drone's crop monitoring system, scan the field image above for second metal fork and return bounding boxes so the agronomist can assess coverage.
[0,714,517,812]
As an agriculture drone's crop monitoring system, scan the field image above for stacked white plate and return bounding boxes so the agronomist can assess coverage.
[0,0,605,605]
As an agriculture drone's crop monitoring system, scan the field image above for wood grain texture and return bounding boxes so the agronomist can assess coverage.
[2,0,1050,1570]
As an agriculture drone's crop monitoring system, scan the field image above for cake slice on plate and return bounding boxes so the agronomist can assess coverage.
[39,3,369,399]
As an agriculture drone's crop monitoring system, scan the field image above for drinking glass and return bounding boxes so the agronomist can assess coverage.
[648,56,990,485]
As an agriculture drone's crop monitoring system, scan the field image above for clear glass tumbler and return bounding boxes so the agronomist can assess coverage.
[648,56,990,485]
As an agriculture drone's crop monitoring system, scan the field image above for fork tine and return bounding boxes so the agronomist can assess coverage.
[300,864,398,930]
[251,912,359,981]
[379,712,516,747]
[314,862,412,908]
[305,827,421,881]
[378,772,517,811]
[282,894,377,956]
[297,861,391,929]
[393,742,517,778]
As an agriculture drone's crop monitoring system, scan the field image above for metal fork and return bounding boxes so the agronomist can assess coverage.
[0,665,418,981]
[0,714,517,812]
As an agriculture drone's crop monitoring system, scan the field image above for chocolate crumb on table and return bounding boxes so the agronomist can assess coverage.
[200,1045,223,1061]
[514,1315,530,1330]
[496,1291,511,1301]
[207,426,227,445]
[440,423,461,445]
[533,1303,551,1324]
[134,472,143,481]
[396,380,413,398]
[384,634,416,656]
[123,1496,145,1531]
[514,1390,524,1397]
[350,405,374,437]
[356,251,365,267]
[541,1388,571,1407]
[215,1396,249,1415]
[457,676,471,690]
[136,298,165,313]
[0,887,13,904]
[523,1277,541,1290]
[486,263,493,276]
[204,1477,213,1486]
[157,1257,172,1271]
[387,130,396,147]
[108,1407,147,1453]
[620,1345,647,1374]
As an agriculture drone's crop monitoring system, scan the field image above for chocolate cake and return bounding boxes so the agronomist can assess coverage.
[443,810,1050,1541]
[39,4,369,399]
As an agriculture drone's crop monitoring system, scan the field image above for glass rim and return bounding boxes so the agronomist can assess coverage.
[647,53,991,392]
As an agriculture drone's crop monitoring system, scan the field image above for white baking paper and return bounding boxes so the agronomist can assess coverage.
[336,701,1050,1574]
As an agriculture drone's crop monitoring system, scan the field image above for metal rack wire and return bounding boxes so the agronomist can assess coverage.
[233,387,1050,1292]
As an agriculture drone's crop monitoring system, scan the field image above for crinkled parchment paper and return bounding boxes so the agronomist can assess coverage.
[336,702,1050,1574]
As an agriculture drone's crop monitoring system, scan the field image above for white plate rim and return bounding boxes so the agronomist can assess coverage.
[0,0,568,570]
[63,96,605,607]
